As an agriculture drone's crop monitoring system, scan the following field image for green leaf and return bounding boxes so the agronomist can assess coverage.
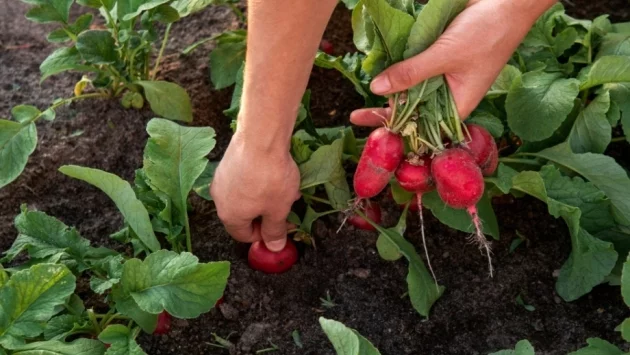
[403,0,467,58]
[0,266,8,287]
[76,30,118,65]
[579,56,630,90]
[47,14,93,42]
[111,289,157,333]
[24,0,73,23]
[136,81,193,122]
[192,160,218,201]
[487,64,521,98]
[422,192,500,240]
[223,62,244,119]
[209,30,247,90]
[569,338,624,355]
[532,143,630,226]
[40,47,96,82]
[618,318,630,342]
[44,314,86,340]
[319,318,381,355]
[522,3,564,48]
[1,207,91,269]
[314,52,377,106]
[0,119,37,189]
[122,0,170,20]
[151,4,181,23]
[351,0,375,53]
[9,338,106,355]
[467,113,504,138]
[485,163,518,194]
[324,176,351,211]
[569,91,612,153]
[488,339,535,355]
[0,264,75,348]
[299,139,345,189]
[172,0,219,17]
[117,0,147,24]
[363,0,415,63]
[340,0,359,10]
[553,27,579,56]
[143,118,215,228]
[506,71,580,141]
[119,250,230,318]
[98,325,146,355]
[89,254,124,294]
[622,253,630,307]
[76,0,114,9]
[59,165,161,252]
[598,33,630,58]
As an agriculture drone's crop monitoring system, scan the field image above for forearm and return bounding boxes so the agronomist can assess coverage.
[238,0,338,153]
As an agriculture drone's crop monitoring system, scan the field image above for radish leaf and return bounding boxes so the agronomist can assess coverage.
[136,81,193,122]
[319,318,381,355]
[6,338,106,354]
[489,339,535,355]
[579,56,630,90]
[362,0,414,64]
[209,30,246,90]
[99,325,146,355]
[76,30,119,65]
[568,91,612,154]
[23,0,73,24]
[0,119,37,189]
[569,338,624,355]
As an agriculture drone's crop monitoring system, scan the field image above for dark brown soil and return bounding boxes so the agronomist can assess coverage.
[1,1,630,354]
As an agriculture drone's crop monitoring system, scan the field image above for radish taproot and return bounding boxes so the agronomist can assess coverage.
[462,124,498,176]
[154,311,171,335]
[432,148,493,275]
[348,201,382,231]
[354,127,404,199]
[248,239,298,274]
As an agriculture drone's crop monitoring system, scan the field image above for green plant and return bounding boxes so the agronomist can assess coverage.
[0,119,228,353]
[319,317,380,355]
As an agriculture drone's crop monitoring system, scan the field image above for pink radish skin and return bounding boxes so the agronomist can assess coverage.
[431,148,484,209]
[354,127,404,199]
[395,157,433,194]
[462,124,498,176]
[348,202,382,231]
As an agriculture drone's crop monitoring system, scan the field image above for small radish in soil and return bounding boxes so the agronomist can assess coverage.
[354,127,404,199]
[432,148,493,275]
[154,311,171,335]
[248,239,298,274]
[320,39,334,55]
[348,201,382,231]
[462,124,498,176]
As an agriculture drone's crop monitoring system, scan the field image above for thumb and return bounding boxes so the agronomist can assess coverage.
[370,44,451,96]
[261,215,288,252]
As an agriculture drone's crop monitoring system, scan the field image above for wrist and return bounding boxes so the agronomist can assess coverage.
[234,110,294,155]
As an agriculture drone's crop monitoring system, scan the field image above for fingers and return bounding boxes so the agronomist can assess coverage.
[223,219,260,243]
[260,214,289,252]
[370,44,451,96]
[350,108,391,127]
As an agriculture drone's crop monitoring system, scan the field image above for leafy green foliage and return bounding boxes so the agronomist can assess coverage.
[489,340,535,355]
[208,30,247,90]
[136,81,194,122]
[569,338,625,355]
[98,325,146,355]
[319,318,381,355]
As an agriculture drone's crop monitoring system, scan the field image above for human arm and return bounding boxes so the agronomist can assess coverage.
[210,0,338,251]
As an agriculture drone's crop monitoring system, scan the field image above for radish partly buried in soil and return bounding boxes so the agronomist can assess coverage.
[248,239,299,274]
[154,311,172,335]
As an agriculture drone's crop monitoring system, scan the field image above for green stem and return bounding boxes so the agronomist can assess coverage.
[302,194,332,206]
[612,136,627,143]
[447,89,464,143]
[87,309,102,334]
[128,44,148,81]
[439,120,454,141]
[25,93,108,126]
[228,3,246,23]
[101,313,131,328]
[499,157,541,166]
[185,215,192,253]
[152,23,172,81]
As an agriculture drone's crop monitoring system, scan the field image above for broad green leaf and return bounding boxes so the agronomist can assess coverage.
[223,62,244,119]
[1,207,91,269]
[319,318,381,355]
[340,0,359,10]
[619,318,630,342]
[376,206,407,261]
[192,160,218,201]
[487,64,521,98]
[0,264,75,348]
[122,0,170,20]
[89,254,124,294]
[98,325,146,355]
[0,119,37,189]
[467,113,504,138]
[76,31,118,64]
[506,71,580,141]
[143,118,215,227]
[44,314,86,340]
[291,137,313,165]
[299,139,345,189]
[117,0,147,24]
[351,0,375,53]
[403,0,467,58]
[24,0,73,23]
[324,175,351,211]
[522,3,564,48]
[59,165,161,252]
[0,266,7,287]
[111,288,157,333]
[136,81,193,122]
[120,250,230,318]
[172,0,218,17]
[532,143,630,226]
[363,0,415,63]
[422,192,500,240]
[598,33,630,58]
[568,91,612,153]
[553,27,579,56]
[40,47,96,82]
[488,339,535,355]
[9,338,105,355]
[485,163,518,194]
[314,52,378,106]
[579,56,630,90]
[569,338,624,355]
[47,13,94,42]
[77,0,114,9]
[151,4,180,23]
[622,253,630,307]
[209,30,247,90]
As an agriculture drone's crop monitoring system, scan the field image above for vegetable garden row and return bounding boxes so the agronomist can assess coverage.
[1,0,630,353]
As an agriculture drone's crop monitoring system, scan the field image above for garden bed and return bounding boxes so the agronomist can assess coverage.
[1,0,629,354]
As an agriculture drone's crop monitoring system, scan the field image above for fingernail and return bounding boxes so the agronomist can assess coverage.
[266,239,286,252]
[370,76,391,94]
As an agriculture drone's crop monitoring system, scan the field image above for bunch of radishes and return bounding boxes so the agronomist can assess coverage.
[350,85,499,276]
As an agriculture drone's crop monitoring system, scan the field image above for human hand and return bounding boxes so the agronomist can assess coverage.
[350,0,556,126]
[210,132,300,252]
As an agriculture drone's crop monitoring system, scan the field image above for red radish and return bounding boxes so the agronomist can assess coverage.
[154,311,171,335]
[431,148,493,276]
[404,194,419,212]
[348,201,382,231]
[462,124,498,176]
[354,127,404,199]
[320,39,334,55]
[248,239,298,274]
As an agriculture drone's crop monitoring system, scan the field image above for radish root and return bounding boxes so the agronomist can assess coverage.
[467,206,494,277]
[417,194,439,291]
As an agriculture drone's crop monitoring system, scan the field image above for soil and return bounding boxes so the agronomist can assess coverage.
[1,1,630,354]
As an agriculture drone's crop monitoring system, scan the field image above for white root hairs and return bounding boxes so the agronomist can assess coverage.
[467,206,494,277]
[418,194,439,291]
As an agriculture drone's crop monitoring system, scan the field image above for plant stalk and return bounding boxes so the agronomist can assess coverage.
[152,23,173,80]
